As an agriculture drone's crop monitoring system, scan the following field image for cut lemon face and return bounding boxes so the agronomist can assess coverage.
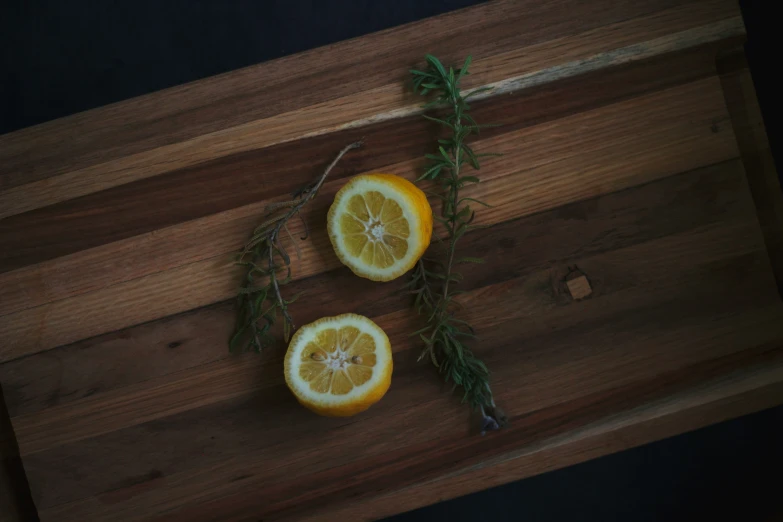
[284,313,392,417]
[327,173,432,281]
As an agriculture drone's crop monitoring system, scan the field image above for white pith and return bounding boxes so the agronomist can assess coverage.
[287,315,391,406]
[329,177,423,279]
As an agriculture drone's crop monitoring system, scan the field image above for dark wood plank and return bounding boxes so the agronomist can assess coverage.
[208,349,783,522]
[0,73,741,361]
[0,41,728,275]
[0,159,751,419]
[297,361,783,522]
[11,159,783,518]
[23,232,779,498]
[37,312,783,521]
[0,0,712,191]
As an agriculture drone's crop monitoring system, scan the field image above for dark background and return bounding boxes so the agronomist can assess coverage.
[1,1,781,521]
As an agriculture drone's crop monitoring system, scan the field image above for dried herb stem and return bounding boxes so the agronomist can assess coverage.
[230,141,362,353]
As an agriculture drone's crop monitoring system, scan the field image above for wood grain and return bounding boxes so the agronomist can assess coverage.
[301,361,783,522]
[0,75,739,360]
[0,0,736,211]
[2,0,782,521]
[0,159,755,419]
[0,40,727,317]
[6,161,764,457]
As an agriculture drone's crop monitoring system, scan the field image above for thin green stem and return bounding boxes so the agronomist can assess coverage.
[440,90,463,306]
[268,239,291,328]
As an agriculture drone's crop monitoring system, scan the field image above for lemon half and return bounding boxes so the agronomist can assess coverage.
[284,313,392,417]
[327,173,432,281]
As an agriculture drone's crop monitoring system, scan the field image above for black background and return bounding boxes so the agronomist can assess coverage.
[1,2,782,521]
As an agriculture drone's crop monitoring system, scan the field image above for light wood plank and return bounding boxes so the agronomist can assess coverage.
[295,362,783,522]
[0,157,755,421]
[0,73,730,317]
[11,217,772,458]
[0,2,741,218]
[34,302,783,520]
[0,77,738,361]
[0,74,731,317]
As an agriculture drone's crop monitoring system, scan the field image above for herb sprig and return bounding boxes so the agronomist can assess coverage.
[408,55,506,432]
[230,141,362,353]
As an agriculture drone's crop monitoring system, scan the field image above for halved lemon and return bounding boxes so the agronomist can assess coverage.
[284,313,392,417]
[327,173,433,281]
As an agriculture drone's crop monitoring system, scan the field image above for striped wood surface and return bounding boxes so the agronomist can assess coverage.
[2,1,782,520]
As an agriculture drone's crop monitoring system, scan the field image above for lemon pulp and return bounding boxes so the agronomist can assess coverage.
[284,313,392,417]
[327,174,432,281]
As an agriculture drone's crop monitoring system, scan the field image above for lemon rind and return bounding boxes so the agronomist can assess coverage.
[284,313,392,415]
[327,175,430,282]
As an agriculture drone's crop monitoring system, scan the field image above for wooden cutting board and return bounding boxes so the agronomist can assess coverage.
[2,0,782,520]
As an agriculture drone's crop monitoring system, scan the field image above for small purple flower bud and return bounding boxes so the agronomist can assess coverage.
[480,415,500,435]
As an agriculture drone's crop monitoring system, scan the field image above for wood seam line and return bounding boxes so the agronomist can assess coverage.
[0,16,743,219]
[34,347,783,518]
[0,144,741,364]
[8,218,766,455]
[0,147,742,363]
[321,359,783,520]
[0,75,736,321]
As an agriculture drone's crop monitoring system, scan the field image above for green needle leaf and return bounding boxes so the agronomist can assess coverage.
[229,141,361,354]
[455,257,485,264]
[407,54,506,429]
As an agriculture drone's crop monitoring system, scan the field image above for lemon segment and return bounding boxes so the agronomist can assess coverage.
[327,174,432,281]
[284,313,392,417]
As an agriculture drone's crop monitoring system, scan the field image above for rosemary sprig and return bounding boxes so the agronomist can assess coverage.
[230,141,362,353]
[408,54,506,432]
